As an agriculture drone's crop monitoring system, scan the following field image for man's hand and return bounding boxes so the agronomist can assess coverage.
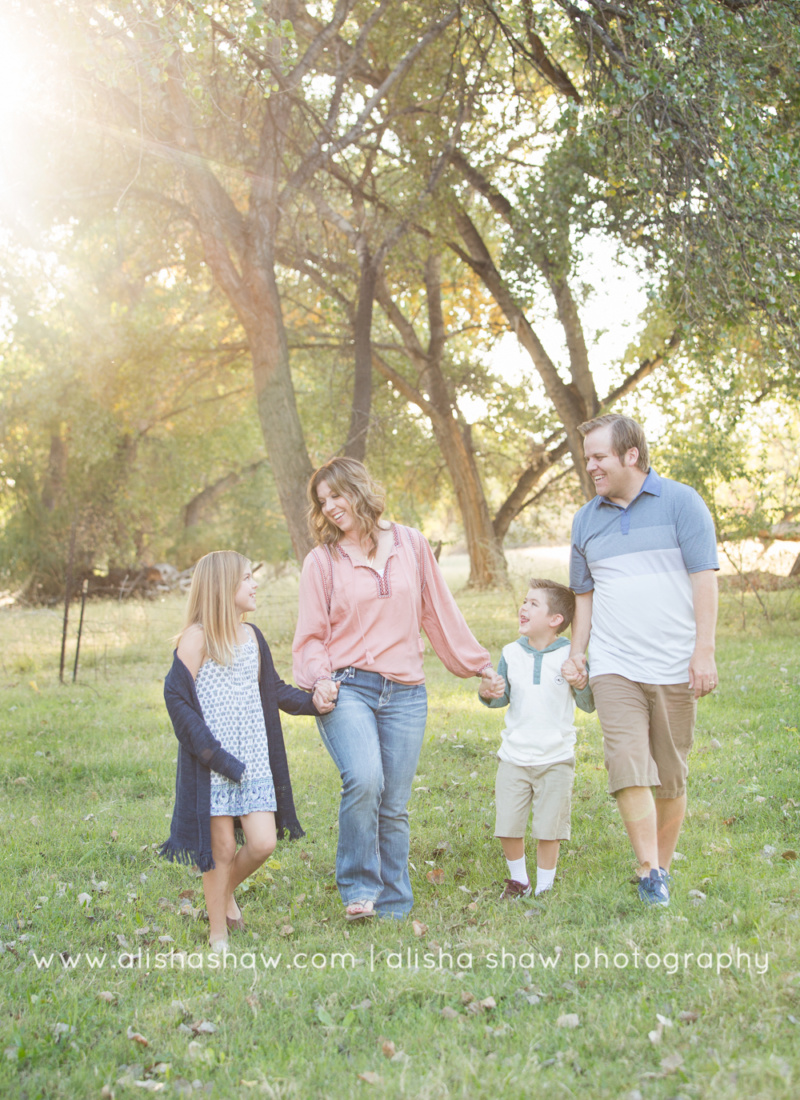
[561,655,588,690]
[479,669,506,700]
[312,678,339,714]
[688,650,718,699]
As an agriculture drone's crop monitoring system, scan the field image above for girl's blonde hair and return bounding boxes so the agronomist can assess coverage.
[177,551,250,666]
[307,457,386,554]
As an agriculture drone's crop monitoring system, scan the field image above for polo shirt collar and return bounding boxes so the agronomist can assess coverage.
[595,466,661,510]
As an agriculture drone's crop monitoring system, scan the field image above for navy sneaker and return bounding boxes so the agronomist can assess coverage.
[638,868,670,907]
[659,866,673,888]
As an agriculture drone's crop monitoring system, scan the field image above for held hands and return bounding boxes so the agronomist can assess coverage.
[312,678,339,714]
[479,669,506,700]
[561,654,588,690]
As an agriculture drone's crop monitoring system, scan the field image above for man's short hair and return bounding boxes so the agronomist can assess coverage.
[528,578,575,634]
[578,414,649,473]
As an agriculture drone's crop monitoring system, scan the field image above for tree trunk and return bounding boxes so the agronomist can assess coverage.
[344,247,378,461]
[431,416,507,587]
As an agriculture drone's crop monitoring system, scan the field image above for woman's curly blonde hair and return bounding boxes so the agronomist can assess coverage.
[307,457,386,555]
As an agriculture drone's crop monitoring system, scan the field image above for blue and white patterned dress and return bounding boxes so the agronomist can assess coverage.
[196,636,277,817]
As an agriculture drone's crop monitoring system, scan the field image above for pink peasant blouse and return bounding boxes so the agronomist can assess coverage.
[292,524,492,688]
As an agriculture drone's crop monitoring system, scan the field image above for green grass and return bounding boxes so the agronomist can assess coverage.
[1,572,799,1099]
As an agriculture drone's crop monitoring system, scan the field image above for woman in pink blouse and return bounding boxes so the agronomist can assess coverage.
[293,457,502,920]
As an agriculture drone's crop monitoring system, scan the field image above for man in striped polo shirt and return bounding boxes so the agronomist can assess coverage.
[566,414,719,907]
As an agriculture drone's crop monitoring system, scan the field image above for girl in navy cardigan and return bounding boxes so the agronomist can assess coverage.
[159,551,329,953]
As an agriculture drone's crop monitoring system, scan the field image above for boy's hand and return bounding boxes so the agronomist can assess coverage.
[561,656,588,690]
[479,670,505,700]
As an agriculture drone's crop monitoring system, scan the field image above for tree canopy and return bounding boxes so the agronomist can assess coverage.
[1,0,799,595]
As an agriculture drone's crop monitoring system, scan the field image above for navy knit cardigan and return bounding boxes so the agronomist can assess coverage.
[159,624,316,872]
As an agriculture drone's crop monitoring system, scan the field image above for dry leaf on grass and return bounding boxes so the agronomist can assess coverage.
[358,1071,382,1085]
[660,1051,684,1074]
[678,1010,699,1023]
[782,850,798,861]
[96,991,116,1003]
[411,920,427,938]
[126,1027,149,1046]
[556,1013,580,1029]
[440,1006,460,1020]
[380,1039,396,1059]
[279,924,294,937]
[191,1020,216,1035]
[426,869,445,885]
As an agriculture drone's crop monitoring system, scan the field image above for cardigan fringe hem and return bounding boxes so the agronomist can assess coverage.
[158,840,215,873]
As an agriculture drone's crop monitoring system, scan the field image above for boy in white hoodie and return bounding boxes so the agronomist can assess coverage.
[480,579,594,899]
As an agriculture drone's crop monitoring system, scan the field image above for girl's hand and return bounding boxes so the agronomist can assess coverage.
[313,678,339,714]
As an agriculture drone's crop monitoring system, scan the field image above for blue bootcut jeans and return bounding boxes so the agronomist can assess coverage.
[317,666,428,918]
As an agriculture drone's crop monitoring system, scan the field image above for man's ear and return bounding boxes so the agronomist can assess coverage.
[625,447,639,468]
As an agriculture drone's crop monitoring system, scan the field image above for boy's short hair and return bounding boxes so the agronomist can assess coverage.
[528,578,575,634]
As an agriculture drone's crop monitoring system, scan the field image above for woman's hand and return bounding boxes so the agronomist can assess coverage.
[479,669,506,700]
[313,678,340,714]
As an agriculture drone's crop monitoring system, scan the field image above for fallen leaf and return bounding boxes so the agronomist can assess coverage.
[134,926,151,937]
[723,816,736,826]
[178,889,195,900]
[358,1071,382,1085]
[426,869,445,885]
[116,934,130,949]
[660,1051,684,1074]
[782,850,798,861]
[411,920,427,938]
[110,830,119,841]
[380,1040,396,1059]
[479,997,497,1010]
[279,924,294,937]
[191,1020,216,1035]
[678,1010,699,1023]
[13,776,31,785]
[440,1006,460,1020]
[557,1013,580,1029]
[96,991,116,1003]
[77,893,92,907]
[126,1027,148,1046]
[460,991,475,1005]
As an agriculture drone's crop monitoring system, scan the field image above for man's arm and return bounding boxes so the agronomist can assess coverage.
[568,591,593,680]
[689,569,718,699]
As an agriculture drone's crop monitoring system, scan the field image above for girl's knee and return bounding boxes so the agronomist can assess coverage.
[212,834,237,866]
[246,836,276,864]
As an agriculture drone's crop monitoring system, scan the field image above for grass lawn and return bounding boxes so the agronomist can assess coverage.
[1,566,798,1099]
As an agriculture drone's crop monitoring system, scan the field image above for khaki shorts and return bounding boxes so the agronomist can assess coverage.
[494,758,575,841]
[590,674,697,799]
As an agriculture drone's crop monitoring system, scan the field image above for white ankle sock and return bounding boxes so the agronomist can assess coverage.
[506,856,528,885]
[535,866,556,896]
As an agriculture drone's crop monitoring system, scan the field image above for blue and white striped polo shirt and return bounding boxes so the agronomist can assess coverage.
[569,469,719,684]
